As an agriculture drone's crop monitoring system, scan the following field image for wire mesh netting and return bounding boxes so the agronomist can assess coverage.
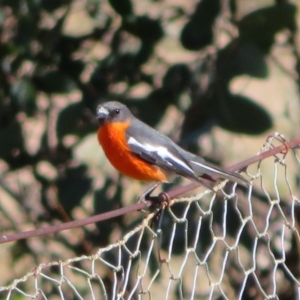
[1,135,300,300]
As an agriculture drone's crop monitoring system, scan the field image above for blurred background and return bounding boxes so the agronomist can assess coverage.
[0,0,299,295]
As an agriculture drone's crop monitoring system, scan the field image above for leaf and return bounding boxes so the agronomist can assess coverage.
[10,79,37,116]
[14,15,38,47]
[0,10,6,27]
[216,42,268,79]
[57,165,92,213]
[33,70,77,94]
[86,0,102,18]
[11,240,31,262]
[180,94,216,143]
[180,89,273,141]
[122,16,163,43]
[217,93,273,134]
[162,64,191,93]
[229,0,237,16]
[56,102,95,141]
[0,0,20,10]
[41,0,69,12]
[180,20,213,51]
[0,43,17,60]
[0,122,25,163]
[180,0,221,50]
[125,88,171,127]
[238,3,297,53]
[109,0,133,16]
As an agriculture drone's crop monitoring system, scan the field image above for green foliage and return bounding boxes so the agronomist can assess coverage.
[109,0,133,16]
[0,122,25,163]
[57,165,92,214]
[216,42,269,79]
[33,70,77,94]
[10,79,37,115]
[56,102,95,141]
[239,3,297,53]
[217,92,273,134]
[181,0,221,50]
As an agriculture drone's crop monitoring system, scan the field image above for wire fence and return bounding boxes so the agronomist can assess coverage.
[1,134,300,300]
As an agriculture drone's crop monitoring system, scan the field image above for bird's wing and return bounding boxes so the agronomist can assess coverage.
[126,119,249,186]
[126,121,198,181]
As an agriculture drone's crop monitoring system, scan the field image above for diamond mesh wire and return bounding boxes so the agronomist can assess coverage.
[1,137,300,300]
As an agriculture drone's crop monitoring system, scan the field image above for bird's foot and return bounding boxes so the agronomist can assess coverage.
[137,182,161,204]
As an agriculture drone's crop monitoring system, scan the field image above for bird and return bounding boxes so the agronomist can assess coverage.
[96,101,248,200]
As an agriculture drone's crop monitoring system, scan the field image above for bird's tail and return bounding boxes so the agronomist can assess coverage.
[187,153,249,187]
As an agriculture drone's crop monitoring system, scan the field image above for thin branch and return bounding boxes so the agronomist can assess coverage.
[0,201,149,244]
[0,136,299,245]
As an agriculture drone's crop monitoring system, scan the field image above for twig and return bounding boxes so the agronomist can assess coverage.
[0,136,299,244]
[0,201,150,244]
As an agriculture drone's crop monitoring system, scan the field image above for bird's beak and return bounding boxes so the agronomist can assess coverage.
[96,105,109,121]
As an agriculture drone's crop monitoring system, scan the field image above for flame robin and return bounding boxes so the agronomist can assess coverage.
[96,101,248,200]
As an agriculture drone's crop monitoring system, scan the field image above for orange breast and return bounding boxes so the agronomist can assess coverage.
[97,122,168,182]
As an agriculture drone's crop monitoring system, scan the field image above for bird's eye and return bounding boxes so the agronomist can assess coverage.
[114,109,120,115]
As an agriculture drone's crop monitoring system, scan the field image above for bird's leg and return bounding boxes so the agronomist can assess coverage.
[138,182,161,203]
